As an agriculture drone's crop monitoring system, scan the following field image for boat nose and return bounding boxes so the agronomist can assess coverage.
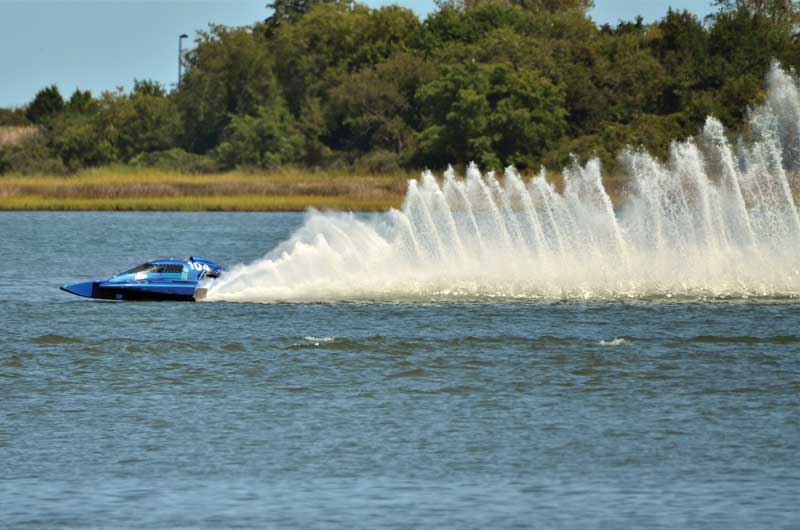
[60,281,95,298]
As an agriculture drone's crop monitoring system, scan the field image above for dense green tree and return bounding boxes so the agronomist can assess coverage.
[214,101,303,169]
[326,53,435,159]
[132,79,167,98]
[515,0,594,12]
[416,62,567,168]
[272,2,419,116]
[264,0,340,35]
[112,82,181,160]
[709,6,797,73]
[594,32,667,124]
[25,85,65,125]
[650,10,709,116]
[176,25,279,153]
[49,111,116,170]
[327,68,412,154]
[712,0,800,25]
[268,2,421,164]
[420,1,533,52]
[707,5,799,126]
[48,83,180,169]
[0,134,66,174]
[0,108,29,126]
[66,89,94,114]
[435,0,593,14]
[3,0,798,176]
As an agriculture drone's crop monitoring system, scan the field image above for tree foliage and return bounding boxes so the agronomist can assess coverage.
[3,0,799,175]
[175,25,280,154]
[214,100,303,169]
[67,89,94,114]
[0,108,29,126]
[417,63,567,168]
[712,0,800,25]
[25,85,64,125]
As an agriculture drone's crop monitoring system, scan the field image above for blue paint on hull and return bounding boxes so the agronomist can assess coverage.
[60,257,222,302]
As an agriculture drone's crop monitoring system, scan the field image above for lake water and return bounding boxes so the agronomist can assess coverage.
[2,211,799,529]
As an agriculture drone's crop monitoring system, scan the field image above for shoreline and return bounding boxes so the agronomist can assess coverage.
[0,167,410,212]
[0,166,626,212]
[0,195,402,212]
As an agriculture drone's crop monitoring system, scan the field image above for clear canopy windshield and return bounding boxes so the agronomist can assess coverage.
[124,263,184,274]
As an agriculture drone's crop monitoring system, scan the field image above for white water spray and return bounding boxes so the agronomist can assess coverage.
[208,64,800,302]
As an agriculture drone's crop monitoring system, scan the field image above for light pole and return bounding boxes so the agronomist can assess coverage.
[178,34,189,87]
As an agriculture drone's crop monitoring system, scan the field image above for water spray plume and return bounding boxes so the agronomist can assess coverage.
[209,63,800,302]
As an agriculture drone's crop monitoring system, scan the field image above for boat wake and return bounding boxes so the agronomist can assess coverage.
[207,64,800,302]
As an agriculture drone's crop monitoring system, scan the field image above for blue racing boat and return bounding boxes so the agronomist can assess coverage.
[60,256,223,301]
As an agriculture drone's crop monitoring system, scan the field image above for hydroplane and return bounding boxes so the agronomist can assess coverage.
[60,256,223,301]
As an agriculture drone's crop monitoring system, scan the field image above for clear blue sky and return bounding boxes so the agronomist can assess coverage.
[0,1,715,108]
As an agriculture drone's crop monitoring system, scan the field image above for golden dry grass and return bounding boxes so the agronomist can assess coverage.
[0,195,401,212]
[0,166,411,211]
[0,165,631,211]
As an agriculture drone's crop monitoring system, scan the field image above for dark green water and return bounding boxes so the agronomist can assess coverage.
[2,212,799,529]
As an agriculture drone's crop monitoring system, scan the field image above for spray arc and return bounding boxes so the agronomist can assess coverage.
[209,64,800,302]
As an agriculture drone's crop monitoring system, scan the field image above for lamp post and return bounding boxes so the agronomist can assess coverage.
[178,34,189,87]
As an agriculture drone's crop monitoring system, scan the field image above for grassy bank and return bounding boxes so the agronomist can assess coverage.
[0,166,410,211]
[0,165,630,211]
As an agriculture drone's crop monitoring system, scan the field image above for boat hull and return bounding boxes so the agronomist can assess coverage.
[60,281,198,302]
[60,256,222,302]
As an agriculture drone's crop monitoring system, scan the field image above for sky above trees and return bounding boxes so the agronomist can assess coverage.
[1,0,715,107]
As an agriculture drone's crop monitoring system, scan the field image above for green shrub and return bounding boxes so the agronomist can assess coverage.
[26,85,65,125]
[354,150,402,174]
[0,135,67,175]
[130,148,218,173]
[213,103,303,170]
[416,62,567,170]
[49,116,117,171]
[0,108,30,127]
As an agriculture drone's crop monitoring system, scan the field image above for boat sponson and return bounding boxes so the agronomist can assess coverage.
[60,281,198,301]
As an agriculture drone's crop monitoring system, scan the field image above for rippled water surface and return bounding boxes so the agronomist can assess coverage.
[2,212,799,529]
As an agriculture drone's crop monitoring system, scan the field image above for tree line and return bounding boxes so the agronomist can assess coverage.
[1,0,799,175]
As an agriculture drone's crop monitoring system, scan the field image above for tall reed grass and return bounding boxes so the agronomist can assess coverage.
[0,165,630,211]
[0,166,410,211]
